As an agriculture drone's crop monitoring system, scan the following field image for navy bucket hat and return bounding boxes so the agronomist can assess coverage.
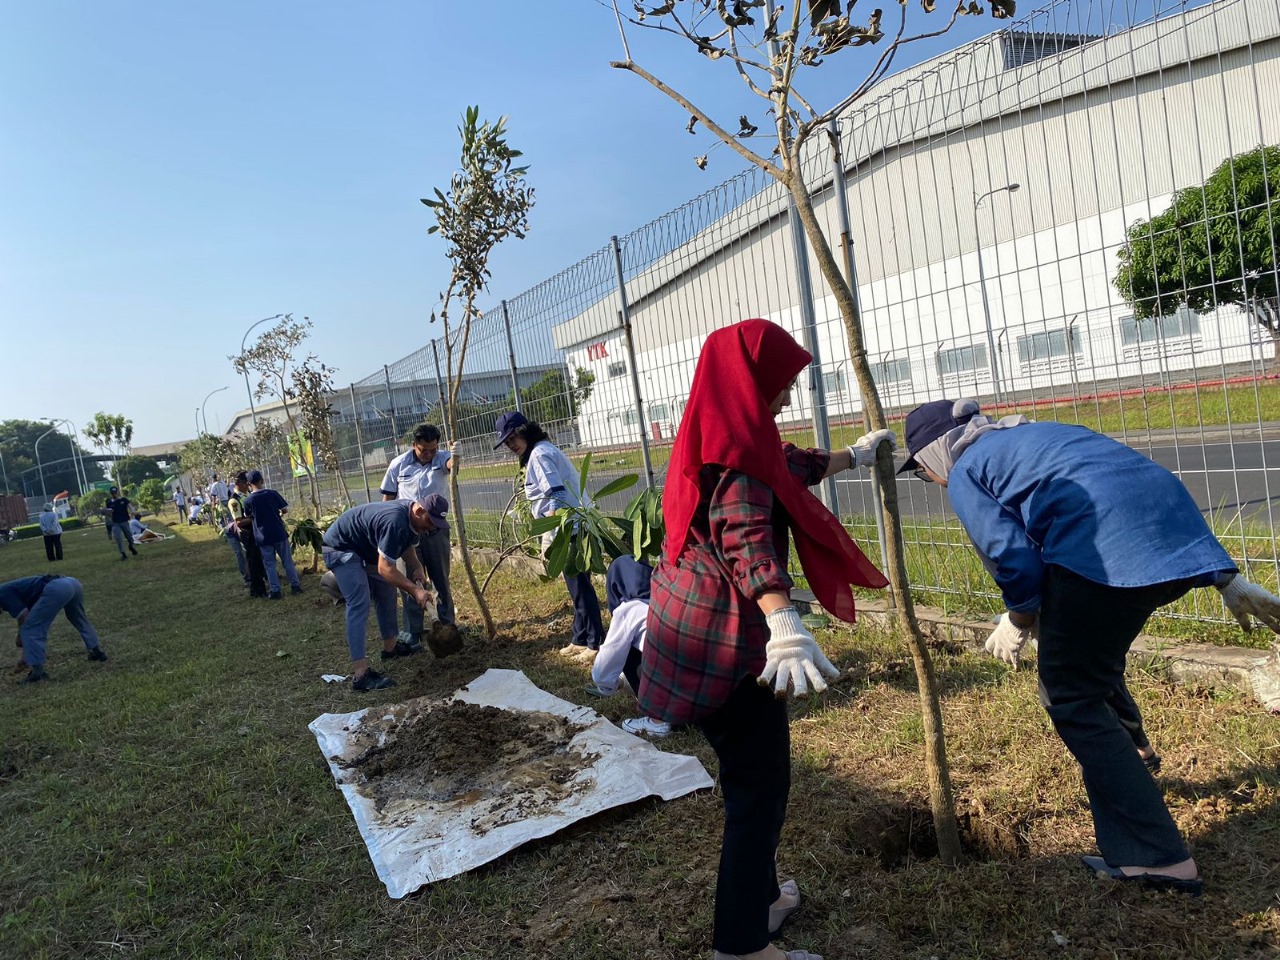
[898,399,980,474]
[493,411,528,450]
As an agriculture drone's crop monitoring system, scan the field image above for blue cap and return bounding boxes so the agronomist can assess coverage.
[493,411,528,449]
[899,399,979,474]
[246,469,264,485]
[416,492,449,529]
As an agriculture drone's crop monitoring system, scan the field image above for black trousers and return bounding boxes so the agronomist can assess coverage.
[698,676,789,954]
[1037,564,1197,868]
[238,530,269,597]
[43,534,63,562]
[622,646,643,694]
[563,572,605,649]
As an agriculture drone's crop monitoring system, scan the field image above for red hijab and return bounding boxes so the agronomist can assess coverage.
[664,319,887,622]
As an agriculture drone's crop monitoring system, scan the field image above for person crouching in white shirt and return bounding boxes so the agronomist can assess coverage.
[588,555,671,738]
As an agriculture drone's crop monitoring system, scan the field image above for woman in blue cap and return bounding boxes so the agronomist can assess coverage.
[900,397,1280,897]
[494,411,604,650]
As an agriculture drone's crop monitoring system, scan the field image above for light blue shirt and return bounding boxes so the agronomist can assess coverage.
[524,441,582,519]
[380,448,451,504]
[947,423,1235,614]
[38,511,61,536]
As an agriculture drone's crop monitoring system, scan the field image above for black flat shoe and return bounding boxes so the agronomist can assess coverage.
[1143,753,1162,775]
[1080,855,1203,897]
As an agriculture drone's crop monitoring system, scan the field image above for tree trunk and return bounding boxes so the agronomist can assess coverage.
[788,170,963,865]
[448,450,496,639]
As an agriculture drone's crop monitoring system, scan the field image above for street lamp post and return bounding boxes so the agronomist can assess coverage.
[0,437,14,495]
[201,386,229,437]
[239,315,284,432]
[34,427,57,503]
[45,418,86,495]
[974,182,1021,405]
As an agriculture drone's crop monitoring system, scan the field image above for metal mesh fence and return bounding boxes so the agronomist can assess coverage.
[294,0,1279,634]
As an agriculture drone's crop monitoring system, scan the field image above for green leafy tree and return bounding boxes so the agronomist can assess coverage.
[0,420,91,496]
[606,0,1015,863]
[113,455,165,488]
[421,105,535,639]
[136,478,169,517]
[508,368,596,423]
[76,489,108,523]
[1115,144,1280,367]
[83,413,134,485]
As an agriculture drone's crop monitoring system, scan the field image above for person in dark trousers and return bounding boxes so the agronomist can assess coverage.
[494,411,605,651]
[242,470,301,599]
[2,575,108,685]
[173,486,187,522]
[38,505,63,562]
[104,486,138,560]
[899,397,1280,898]
[380,423,456,633]
[229,473,268,597]
[639,320,892,960]
[321,497,445,691]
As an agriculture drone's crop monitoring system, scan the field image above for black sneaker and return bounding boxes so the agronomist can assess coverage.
[352,669,396,692]
[19,667,48,685]
[268,592,283,601]
[290,584,303,596]
[129,546,138,556]
[380,640,421,661]
[119,555,128,562]
[87,647,108,662]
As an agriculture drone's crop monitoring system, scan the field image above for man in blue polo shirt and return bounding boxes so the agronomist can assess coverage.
[381,423,455,636]
[242,471,302,599]
[321,495,447,691]
[104,486,138,561]
[2,574,108,685]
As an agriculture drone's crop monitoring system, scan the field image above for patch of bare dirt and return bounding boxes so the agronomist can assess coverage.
[336,700,598,833]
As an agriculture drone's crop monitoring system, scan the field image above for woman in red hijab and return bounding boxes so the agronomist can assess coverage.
[639,319,891,960]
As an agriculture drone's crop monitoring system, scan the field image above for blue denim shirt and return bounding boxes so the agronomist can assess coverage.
[947,423,1235,614]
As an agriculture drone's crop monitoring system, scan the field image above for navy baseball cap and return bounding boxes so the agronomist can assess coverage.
[109,486,119,493]
[899,399,980,474]
[416,492,450,529]
[493,411,528,449]
[246,469,264,485]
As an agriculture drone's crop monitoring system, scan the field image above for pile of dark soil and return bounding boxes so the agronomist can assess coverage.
[337,700,597,830]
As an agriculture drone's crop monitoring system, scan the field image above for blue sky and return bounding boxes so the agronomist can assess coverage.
[0,1,1011,446]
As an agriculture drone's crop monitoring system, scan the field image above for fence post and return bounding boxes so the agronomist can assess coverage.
[501,300,522,413]
[431,339,450,441]
[786,199,838,510]
[828,119,893,604]
[611,235,655,489]
[383,365,400,445]
[348,384,373,505]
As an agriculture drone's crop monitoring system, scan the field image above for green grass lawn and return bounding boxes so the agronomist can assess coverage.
[4,526,1278,958]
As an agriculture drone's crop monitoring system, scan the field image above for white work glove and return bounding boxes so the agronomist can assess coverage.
[847,429,897,470]
[1216,574,1280,633]
[985,613,1038,669]
[448,440,460,470]
[758,607,839,698]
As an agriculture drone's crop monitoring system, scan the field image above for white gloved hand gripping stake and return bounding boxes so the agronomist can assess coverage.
[985,613,1038,669]
[847,429,897,470]
[1217,573,1280,633]
[759,607,840,698]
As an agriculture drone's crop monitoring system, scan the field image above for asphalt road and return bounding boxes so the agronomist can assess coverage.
[451,438,1280,524]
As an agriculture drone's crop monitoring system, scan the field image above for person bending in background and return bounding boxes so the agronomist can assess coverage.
[587,555,671,738]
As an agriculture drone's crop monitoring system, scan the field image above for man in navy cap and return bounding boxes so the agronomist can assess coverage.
[243,470,302,599]
[900,398,1280,896]
[320,494,448,691]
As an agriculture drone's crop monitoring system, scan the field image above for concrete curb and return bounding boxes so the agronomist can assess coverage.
[793,592,1280,715]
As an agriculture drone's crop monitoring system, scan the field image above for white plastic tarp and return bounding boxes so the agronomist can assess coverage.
[309,667,713,898]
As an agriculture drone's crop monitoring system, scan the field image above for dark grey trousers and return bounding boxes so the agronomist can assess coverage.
[1037,564,1198,868]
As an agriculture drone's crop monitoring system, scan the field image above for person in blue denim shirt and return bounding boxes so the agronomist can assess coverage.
[321,496,445,692]
[902,398,1280,898]
[243,470,302,599]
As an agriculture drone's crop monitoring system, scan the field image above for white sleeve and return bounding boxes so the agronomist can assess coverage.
[379,455,400,497]
[591,601,646,695]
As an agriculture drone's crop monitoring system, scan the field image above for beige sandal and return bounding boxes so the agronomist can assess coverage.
[768,879,801,934]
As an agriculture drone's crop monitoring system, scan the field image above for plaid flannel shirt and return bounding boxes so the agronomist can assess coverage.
[638,443,830,725]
